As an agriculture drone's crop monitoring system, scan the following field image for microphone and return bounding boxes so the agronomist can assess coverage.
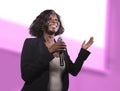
[57,36,64,66]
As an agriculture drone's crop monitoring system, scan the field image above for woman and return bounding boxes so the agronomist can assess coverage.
[21,9,94,91]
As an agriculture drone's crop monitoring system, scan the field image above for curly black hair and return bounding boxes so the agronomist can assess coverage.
[29,9,64,38]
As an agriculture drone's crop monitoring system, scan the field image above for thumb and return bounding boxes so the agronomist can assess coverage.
[82,40,86,46]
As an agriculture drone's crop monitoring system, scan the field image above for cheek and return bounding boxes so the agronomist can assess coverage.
[57,22,60,27]
[47,20,51,24]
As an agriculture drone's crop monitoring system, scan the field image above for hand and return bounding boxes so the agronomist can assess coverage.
[82,37,94,49]
[48,42,66,53]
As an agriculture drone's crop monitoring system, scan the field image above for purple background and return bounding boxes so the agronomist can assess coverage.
[0,0,120,91]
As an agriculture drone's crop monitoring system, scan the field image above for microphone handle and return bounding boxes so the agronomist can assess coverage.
[57,36,64,66]
[60,52,64,66]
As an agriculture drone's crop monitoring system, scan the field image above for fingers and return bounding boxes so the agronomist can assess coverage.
[50,42,66,53]
[87,37,94,46]
[86,37,94,48]
[56,42,66,52]
[82,37,94,49]
[82,40,86,47]
[56,42,66,46]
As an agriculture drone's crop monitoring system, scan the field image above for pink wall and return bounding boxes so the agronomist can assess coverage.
[0,0,120,91]
[69,0,120,90]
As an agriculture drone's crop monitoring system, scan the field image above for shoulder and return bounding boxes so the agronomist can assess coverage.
[23,38,39,46]
[24,38,37,41]
[23,36,45,47]
[24,37,39,43]
[23,37,44,46]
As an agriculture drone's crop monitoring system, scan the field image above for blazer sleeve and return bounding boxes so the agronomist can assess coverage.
[21,38,54,83]
[65,48,90,76]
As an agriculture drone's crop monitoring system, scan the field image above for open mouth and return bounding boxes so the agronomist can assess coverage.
[49,23,58,28]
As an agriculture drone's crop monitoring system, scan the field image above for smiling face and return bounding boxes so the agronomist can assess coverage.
[47,13,60,35]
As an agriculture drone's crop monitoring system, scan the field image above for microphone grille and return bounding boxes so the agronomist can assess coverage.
[57,37,63,42]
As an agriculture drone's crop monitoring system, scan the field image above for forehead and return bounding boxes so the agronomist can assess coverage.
[49,13,58,18]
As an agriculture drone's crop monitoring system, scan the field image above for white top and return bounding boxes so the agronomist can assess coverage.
[48,57,66,91]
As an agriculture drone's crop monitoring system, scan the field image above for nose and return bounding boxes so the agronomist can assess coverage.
[51,19,57,23]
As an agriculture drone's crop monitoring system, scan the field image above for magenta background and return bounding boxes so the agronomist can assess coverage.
[0,0,120,91]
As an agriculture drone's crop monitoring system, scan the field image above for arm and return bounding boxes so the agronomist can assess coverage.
[66,48,90,76]
[21,38,54,83]
[66,37,94,76]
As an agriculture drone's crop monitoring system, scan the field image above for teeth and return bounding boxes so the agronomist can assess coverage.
[50,24,57,28]
[52,25,56,27]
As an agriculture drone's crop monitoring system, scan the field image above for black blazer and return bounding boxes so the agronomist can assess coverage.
[21,36,90,91]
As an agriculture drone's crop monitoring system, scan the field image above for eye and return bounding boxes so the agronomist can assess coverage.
[55,18,58,21]
[48,17,52,20]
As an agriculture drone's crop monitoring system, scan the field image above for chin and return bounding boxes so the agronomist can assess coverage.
[46,30,56,35]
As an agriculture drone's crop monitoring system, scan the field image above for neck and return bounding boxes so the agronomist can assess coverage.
[43,32,55,43]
